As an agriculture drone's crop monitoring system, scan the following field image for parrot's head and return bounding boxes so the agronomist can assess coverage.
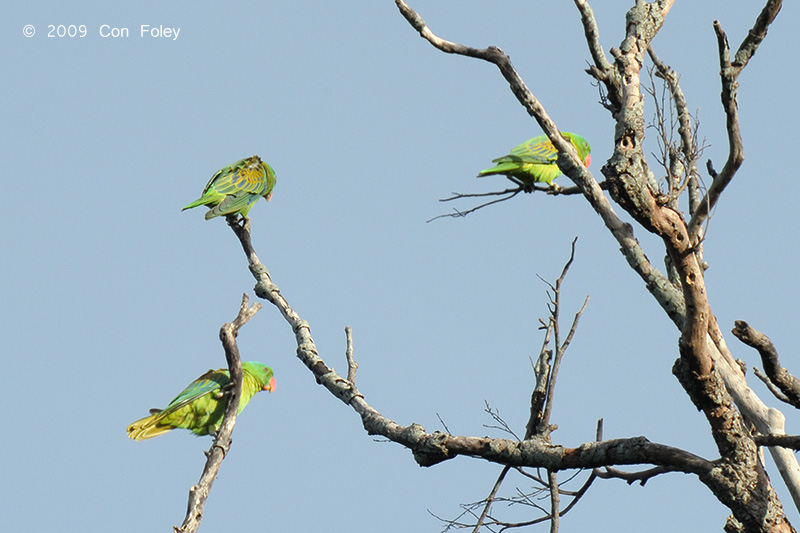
[261,160,277,202]
[564,132,591,169]
[243,361,276,393]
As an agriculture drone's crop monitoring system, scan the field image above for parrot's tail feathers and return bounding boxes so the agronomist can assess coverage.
[127,413,173,441]
[204,194,258,220]
[477,163,519,177]
[182,198,207,211]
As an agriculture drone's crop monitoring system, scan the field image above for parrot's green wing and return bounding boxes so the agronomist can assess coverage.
[157,370,229,414]
[183,156,277,219]
[505,136,558,164]
[202,159,273,196]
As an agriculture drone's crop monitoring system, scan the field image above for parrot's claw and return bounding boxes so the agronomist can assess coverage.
[235,216,251,232]
[226,215,250,231]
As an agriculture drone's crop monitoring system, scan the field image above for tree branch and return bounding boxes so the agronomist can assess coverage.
[174,294,262,533]
[754,435,800,450]
[226,222,715,476]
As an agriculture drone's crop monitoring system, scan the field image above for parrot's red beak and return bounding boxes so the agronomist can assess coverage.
[584,154,591,168]
[264,376,276,393]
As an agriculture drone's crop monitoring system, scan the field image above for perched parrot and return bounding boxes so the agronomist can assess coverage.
[183,155,276,220]
[477,133,591,191]
[127,361,276,440]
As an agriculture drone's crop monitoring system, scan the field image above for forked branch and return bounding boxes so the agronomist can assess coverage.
[686,0,783,240]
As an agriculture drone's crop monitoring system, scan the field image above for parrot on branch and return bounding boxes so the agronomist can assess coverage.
[183,155,276,220]
[477,133,591,191]
[127,361,276,440]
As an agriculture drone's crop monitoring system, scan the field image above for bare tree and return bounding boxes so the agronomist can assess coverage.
[176,1,800,531]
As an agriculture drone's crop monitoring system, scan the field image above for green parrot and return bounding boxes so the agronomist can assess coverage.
[183,155,276,220]
[477,133,591,190]
[127,361,276,440]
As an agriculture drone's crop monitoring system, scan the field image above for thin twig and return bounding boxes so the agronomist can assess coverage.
[439,187,524,202]
[427,189,523,222]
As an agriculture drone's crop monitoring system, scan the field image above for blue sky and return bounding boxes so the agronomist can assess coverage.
[2,1,798,531]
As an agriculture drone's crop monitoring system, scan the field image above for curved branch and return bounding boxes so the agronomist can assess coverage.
[226,222,714,477]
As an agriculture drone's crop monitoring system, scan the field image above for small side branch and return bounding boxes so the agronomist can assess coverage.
[573,0,612,72]
[344,326,358,384]
[175,294,262,533]
[539,239,590,435]
[596,465,679,486]
[732,320,800,409]
[573,0,621,112]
